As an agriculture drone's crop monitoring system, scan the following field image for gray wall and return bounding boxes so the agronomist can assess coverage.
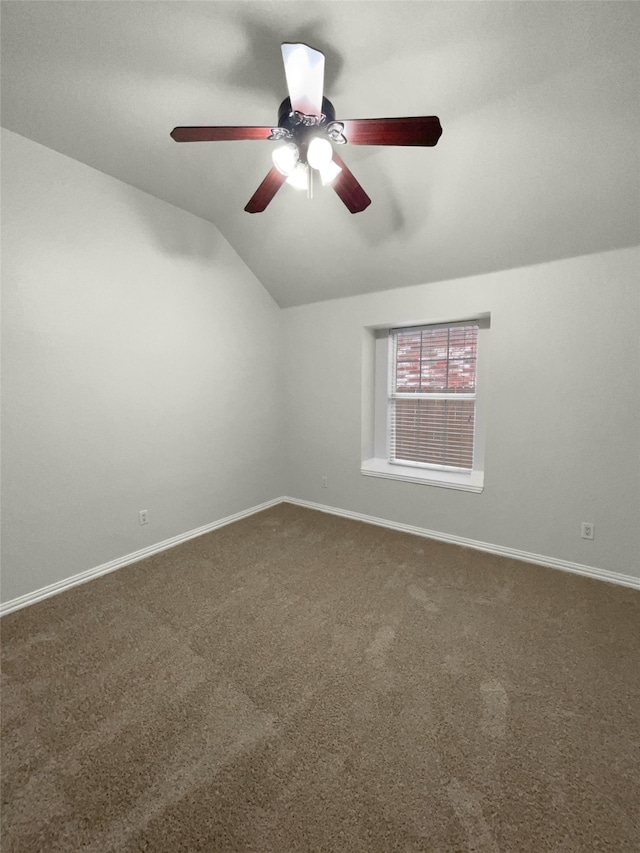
[282,247,640,579]
[1,130,284,603]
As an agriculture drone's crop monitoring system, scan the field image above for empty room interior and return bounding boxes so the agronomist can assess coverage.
[1,2,639,851]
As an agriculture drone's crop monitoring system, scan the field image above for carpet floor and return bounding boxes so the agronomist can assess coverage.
[1,503,639,852]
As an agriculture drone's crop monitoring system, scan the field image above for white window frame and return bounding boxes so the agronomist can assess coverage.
[361,314,489,493]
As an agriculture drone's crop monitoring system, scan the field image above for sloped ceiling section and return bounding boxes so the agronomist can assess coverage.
[1,1,638,307]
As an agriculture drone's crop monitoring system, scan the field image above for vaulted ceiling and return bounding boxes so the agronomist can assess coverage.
[2,1,638,307]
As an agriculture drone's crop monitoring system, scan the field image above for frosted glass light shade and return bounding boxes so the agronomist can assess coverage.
[307,136,333,169]
[319,159,342,185]
[272,143,299,176]
[286,163,309,190]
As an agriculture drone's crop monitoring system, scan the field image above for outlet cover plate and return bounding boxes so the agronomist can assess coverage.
[581,522,594,540]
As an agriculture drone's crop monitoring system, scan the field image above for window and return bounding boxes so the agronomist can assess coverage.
[362,316,488,492]
[390,323,478,471]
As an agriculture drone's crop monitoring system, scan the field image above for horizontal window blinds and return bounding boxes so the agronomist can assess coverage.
[390,324,478,471]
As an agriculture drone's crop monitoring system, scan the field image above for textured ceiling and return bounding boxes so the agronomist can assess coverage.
[2,1,639,307]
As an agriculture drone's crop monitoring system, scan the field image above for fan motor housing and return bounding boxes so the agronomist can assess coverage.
[277,97,336,131]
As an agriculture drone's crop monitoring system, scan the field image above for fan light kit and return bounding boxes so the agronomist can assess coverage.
[170,43,443,213]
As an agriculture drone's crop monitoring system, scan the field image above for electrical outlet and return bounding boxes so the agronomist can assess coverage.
[581,522,594,540]
[139,510,148,526]
[321,475,328,488]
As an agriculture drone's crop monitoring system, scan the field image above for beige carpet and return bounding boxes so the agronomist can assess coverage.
[1,503,639,852]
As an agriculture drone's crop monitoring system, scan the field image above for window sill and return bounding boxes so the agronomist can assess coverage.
[361,458,484,493]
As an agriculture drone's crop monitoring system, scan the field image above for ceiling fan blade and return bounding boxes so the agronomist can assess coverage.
[170,126,273,142]
[331,154,371,214]
[341,117,442,147]
[281,43,325,117]
[244,167,287,214]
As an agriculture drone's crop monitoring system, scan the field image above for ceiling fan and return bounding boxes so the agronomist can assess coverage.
[170,43,442,214]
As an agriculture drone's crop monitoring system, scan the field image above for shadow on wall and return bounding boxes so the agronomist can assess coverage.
[127,184,223,262]
[217,14,344,105]
[353,172,409,247]
[283,147,432,251]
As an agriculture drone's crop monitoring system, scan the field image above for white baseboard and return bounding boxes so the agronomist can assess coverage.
[283,497,640,591]
[3,495,638,617]
[0,498,282,617]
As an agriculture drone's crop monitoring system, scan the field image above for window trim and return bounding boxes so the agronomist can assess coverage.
[361,314,489,493]
[361,456,485,492]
